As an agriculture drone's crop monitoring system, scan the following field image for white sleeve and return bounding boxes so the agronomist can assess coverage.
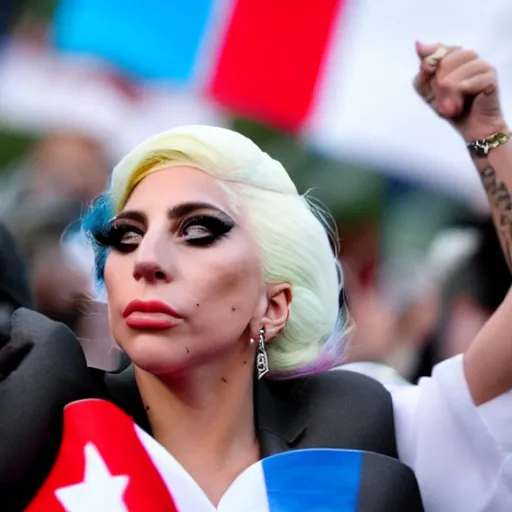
[388,355,512,511]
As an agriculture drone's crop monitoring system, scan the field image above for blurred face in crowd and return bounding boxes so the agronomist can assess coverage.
[28,132,108,202]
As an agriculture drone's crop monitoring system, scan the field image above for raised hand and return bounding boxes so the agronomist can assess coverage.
[413,42,508,141]
[411,43,512,411]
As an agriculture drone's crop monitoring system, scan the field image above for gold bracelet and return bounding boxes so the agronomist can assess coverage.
[467,131,510,158]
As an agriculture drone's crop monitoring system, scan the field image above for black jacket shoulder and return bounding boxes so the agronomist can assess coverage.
[256,369,398,459]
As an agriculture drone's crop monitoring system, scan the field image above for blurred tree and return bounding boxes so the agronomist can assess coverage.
[20,0,57,22]
[0,129,34,174]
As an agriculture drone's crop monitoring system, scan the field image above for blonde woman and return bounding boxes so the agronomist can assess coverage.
[1,43,511,511]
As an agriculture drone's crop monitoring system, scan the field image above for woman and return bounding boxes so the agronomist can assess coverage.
[1,43,512,511]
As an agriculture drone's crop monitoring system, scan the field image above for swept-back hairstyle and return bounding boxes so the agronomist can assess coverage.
[83,125,349,378]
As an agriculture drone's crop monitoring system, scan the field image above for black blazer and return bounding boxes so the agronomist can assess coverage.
[0,309,423,511]
[104,364,399,459]
[104,365,423,511]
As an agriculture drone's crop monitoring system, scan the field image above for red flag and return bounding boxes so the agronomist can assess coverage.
[26,399,179,511]
[209,0,344,130]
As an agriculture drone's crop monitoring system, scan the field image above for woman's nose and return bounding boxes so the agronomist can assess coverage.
[133,260,171,283]
[132,235,172,283]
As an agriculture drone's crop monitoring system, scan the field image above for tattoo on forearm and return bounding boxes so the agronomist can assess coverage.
[481,167,512,270]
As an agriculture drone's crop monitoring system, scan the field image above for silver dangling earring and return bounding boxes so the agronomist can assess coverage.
[256,327,269,380]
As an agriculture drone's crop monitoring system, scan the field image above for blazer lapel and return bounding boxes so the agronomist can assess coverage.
[255,377,309,458]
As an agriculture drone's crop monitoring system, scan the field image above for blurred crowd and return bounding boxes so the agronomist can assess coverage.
[0,2,510,384]
[344,217,511,384]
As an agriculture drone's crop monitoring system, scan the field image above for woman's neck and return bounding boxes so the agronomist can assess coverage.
[134,354,259,505]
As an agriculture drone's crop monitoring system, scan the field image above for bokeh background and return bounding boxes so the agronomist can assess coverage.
[1,0,511,381]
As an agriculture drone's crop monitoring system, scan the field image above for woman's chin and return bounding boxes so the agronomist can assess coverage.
[120,334,189,375]
[131,355,185,377]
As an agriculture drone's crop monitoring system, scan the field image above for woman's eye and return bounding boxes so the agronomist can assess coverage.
[183,224,212,238]
[103,225,144,253]
[119,231,143,245]
[181,215,234,246]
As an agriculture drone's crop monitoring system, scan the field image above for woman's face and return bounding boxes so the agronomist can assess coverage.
[104,166,266,377]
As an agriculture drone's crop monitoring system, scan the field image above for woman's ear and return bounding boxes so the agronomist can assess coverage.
[260,283,292,342]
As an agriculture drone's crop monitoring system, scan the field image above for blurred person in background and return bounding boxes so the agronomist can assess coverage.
[341,260,438,386]
[0,0,33,334]
[0,0,126,355]
[412,217,512,380]
[0,222,33,338]
[344,215,512,385]
[0,130,108,219]
[0,131,108,332]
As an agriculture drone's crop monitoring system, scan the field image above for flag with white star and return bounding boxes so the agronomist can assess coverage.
[25,399,180,511]
[24,398,422,511]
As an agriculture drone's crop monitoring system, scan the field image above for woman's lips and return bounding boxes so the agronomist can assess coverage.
[122,300,183,330]
[124,313,181,330]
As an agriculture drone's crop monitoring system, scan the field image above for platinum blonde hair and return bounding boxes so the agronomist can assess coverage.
[103,125,349,377]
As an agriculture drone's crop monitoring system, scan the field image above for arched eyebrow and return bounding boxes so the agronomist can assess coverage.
[114,201,232,224]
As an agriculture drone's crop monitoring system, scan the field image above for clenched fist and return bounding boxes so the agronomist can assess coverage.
[413,42,508,141]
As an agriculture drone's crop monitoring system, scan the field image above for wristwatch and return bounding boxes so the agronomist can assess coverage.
[467,131,510,158]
